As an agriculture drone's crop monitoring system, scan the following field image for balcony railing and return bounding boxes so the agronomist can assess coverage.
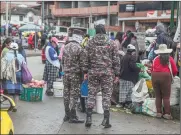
[50,5,118,17]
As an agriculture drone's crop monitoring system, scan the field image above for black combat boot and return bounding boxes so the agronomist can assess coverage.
[85,108,92,127]
[63,110,70,122]
[101,110,112,128]
[69,109,85,123]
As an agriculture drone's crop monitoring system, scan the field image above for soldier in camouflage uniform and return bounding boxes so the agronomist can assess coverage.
[62,31,87,123]
[82,24,120,128]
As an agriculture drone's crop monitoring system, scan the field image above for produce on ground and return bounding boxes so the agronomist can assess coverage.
[23,79,45,88]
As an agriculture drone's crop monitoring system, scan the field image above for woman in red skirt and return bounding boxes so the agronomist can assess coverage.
[152,44,178,120]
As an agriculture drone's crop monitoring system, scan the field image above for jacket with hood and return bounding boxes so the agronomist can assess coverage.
[62,34,86,74]
[156,23,173,48]
[83,34,120,77]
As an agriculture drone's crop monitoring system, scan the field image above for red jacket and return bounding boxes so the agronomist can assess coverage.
[152,56,178,76]
[28,35,33,45]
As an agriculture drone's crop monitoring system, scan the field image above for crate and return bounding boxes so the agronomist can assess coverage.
[20,87,43,102]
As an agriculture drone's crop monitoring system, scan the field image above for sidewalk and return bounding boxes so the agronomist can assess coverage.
[25,49,41,57]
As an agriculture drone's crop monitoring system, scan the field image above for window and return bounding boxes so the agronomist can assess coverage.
[29,17,33,22]
[119,4,135,12]
[59,1,72,8]
[135,2,162,12]
[162,1,172,10]
[3,15,6,20]
[19,16,23,21]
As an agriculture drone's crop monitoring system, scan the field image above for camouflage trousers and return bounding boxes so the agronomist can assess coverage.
[87,74,113,111]
[63,73,81,112]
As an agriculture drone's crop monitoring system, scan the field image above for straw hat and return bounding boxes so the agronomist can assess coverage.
[154,44,172,54]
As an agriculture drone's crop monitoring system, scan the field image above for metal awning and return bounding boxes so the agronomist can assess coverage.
[118,16,177,21]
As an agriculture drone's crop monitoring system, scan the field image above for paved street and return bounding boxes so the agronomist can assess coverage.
[10,56,64,134]
[10,56,180,134]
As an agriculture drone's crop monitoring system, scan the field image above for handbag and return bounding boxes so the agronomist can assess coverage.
[21,62,32,84]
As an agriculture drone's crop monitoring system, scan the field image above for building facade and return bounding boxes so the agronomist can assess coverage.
[1,4,41,26]
[41,1,177,32]
[43,1,120,32]
[118,1,177,32]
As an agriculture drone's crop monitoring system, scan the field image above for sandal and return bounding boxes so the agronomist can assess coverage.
[163,114,173,120]
[156,113,162,118]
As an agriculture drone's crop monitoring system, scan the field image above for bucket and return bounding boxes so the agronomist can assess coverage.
[96,92,103,114]
[53,82,64,97]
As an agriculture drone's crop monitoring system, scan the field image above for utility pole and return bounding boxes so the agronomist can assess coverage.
[107,1,110,35]
[9,1,11,24]
[89,1,92,29]
[42,1,45,27]
[5,2,9,37]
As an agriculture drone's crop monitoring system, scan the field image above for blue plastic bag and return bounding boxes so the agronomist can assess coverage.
[81,80,88,97]
[59,72,64,78]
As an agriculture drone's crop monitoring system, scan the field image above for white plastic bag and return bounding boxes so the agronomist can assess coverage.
[170,76,180,106]
[132,79,149,102]
[142,98,157,117]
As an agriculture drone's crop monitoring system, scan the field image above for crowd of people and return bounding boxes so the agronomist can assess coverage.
[41,22,180,128]
[0,22,180,128]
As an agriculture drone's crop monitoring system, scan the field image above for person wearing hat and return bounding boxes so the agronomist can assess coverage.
[83,24,120,128]
[43,37,61,96]
[152,44,178,120]
[61,30,85,124]
[1,42,26,112]
[118,44,142,109]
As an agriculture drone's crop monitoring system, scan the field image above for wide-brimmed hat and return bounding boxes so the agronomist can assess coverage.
[10,42,18,50]
[154,44,173,54]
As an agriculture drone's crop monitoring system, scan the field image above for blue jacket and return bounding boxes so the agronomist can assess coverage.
[48,42,58,61]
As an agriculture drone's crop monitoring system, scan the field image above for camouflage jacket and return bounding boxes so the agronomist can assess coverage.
[62,40,87,74]
[83,34,120,77]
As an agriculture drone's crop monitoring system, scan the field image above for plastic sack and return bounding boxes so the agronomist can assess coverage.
[130,102,143,114]
[142,98,157,117]
[132,79,149,102]
[170,76,180,106]
[136,63,151,80]
[21,62,32,84]
[81,80,88,97]
[148,47,155,61]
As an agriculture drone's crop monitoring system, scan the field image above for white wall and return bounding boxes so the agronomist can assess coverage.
[1,11,41,26]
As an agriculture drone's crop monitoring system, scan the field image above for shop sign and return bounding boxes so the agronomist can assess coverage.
[147,10,157,17]
[126,4,135,12]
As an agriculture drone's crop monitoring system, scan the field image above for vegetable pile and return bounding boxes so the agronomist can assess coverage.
[23,79,45,88]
